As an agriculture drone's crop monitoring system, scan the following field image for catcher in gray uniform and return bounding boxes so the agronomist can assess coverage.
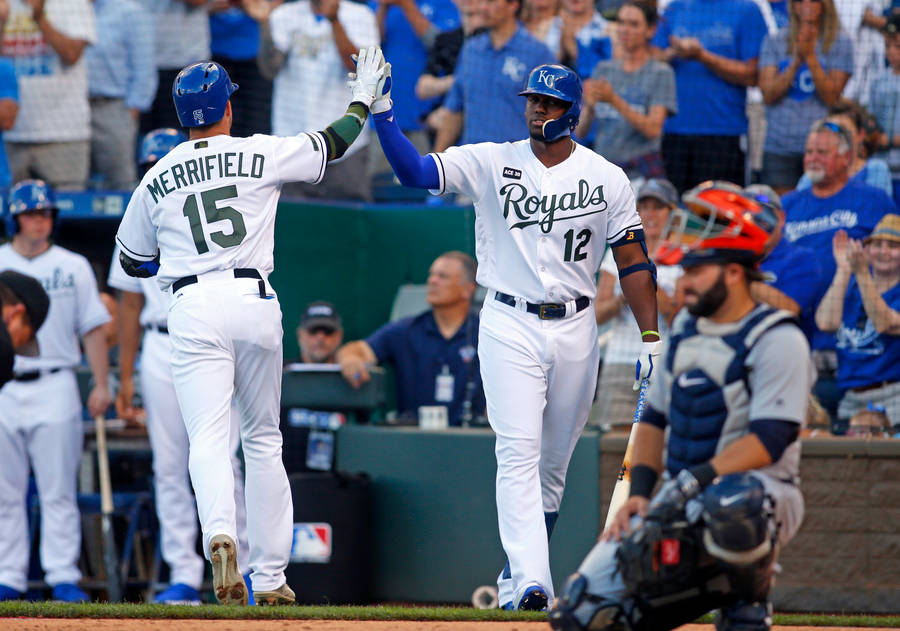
[549,182,815,631]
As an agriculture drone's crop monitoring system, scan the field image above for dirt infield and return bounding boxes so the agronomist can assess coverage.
[0,622,893,631]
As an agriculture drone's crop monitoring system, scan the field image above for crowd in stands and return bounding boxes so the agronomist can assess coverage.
[0,0,898,436]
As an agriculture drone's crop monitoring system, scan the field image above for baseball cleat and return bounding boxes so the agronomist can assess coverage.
[517,584,549,611]
[153,582,202,605]
[209,534,248,605]
[253,583,295,606]
[51,583,89,603]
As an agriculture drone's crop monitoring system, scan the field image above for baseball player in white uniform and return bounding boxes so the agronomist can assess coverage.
[370,63,661,610]
[109,128,252,605]
[114,53,387,605]
[0,179,112,603]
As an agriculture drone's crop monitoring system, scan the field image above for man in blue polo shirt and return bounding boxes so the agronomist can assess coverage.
[434,0,555,150]
[337,251,485,426]
[653,0,768,192]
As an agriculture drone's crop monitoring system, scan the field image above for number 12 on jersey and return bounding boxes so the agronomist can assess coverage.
[182,185,247,254]
[563,228,591,262]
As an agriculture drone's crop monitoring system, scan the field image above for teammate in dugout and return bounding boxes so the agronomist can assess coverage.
[548,182,815,631]
[114,51,388,605]
[109,128,253,605]
[369,61,661,610]
[0,180,112,603]
[0,270,49,390]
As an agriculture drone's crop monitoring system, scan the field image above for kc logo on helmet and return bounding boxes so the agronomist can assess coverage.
[538,69,556,88]
[193,109,204,124]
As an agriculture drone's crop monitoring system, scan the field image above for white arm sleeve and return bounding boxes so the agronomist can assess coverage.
[74,256,112,337]
[116,190,158,262]
[605,173,642,245]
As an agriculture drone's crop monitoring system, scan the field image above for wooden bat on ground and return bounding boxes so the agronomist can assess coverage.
[603,378,649,531]
[95,414,123,602]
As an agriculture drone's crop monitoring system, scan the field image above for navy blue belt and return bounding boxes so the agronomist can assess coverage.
[144,323,169,335]
[14,367,62,382]
[172,268,266,298]
[494,291,590,320]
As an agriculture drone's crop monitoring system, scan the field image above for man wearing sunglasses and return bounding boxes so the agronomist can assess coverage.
[295,302,344,365]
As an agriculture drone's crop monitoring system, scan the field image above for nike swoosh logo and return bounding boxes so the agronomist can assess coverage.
[720,494,743,506]
[677,373,706,388]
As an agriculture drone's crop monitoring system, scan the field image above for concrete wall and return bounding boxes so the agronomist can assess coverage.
[599,435,900,613]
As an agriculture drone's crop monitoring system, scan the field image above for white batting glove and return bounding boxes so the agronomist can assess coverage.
[371,62,393,114]
[347,46,386,108]
[634,340,661,391]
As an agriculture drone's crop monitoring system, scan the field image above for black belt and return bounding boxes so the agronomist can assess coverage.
[494,291,590,320]
[14,367,62,382]
[172,268,266,298]
[144,323,169,335]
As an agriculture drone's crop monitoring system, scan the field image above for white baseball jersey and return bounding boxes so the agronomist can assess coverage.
[0,244,110,370]
[115,133,328,290]
[431,140,641,302]
[108,246,170,327]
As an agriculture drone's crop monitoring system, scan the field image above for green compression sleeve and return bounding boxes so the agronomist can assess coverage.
[320,101,369,162]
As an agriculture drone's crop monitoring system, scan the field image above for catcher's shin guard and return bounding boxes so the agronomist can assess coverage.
[548,573,626,630]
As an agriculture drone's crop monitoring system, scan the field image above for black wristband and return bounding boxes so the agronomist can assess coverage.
[629,464,659,498]
[688,462,718,489]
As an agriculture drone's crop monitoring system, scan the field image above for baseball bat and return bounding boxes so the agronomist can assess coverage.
[95,414,123,602]
[602,378,649,531]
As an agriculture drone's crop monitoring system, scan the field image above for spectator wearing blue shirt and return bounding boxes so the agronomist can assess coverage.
[816,215,900,435]
[653,0,768,193]
[86,0,156,190]
[744,184,823,339]
[757,0,852,195]
[869,14,900,201]
[436,0,555,149]
[0,60,18,200]
[210,2,272,137]
[337,252,486,427]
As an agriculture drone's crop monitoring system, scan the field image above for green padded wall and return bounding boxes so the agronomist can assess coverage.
[336,425,601,603]
[271,202,476,359]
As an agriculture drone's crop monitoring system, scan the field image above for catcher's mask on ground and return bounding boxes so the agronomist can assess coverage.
[655,181,775,278]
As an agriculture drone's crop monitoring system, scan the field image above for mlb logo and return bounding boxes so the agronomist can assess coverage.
[291,523,332,563]
[193,109,204,124]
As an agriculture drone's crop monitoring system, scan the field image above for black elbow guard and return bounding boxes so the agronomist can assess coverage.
[120,250,160,278]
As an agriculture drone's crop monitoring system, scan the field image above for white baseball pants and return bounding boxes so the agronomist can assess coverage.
[478,297,600,605]
[0,370,84,592]
[168,271,292,593]
[140,330,250,588]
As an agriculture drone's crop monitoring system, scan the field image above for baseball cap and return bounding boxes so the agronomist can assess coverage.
[886,12,900,35]
[299,301,342,332]
[864,213,900,244]
[0,270,50,357]
[637,178,678,207]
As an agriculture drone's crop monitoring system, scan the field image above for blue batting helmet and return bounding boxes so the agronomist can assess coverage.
[139,128,188,167]
[172,61,239,128]
[518,64,582,142]
[5,179,58,237]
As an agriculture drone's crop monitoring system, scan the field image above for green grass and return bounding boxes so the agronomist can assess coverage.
[0,602,897,626]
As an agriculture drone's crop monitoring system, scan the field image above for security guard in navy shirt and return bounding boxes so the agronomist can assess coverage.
[338,251,486,426]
